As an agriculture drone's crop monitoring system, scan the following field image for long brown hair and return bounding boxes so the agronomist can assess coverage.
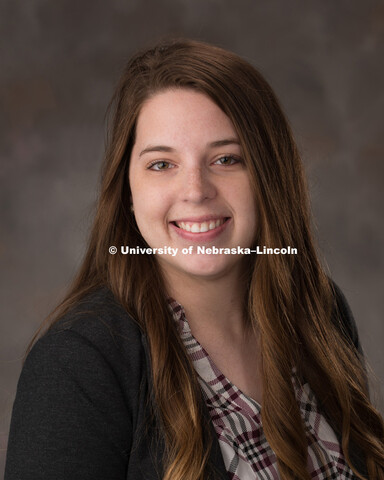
[38,39,384,479]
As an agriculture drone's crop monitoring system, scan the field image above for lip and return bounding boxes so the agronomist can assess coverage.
[169,216,231,241]
[171,215,228,223]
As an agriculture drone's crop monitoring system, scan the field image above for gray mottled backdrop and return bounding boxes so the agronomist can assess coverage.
[1,0,383,476]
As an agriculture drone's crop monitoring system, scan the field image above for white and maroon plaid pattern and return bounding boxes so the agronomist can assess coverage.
[168,298,355,479]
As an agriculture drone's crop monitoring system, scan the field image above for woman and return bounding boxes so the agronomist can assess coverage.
[5,39,384,480]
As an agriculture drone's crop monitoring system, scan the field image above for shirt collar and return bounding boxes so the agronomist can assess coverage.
[167,297,191,334]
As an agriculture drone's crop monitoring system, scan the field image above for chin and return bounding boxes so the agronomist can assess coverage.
[176,257,237,280]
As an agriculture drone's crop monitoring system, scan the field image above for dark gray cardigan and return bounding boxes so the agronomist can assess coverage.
[5,285,367,479]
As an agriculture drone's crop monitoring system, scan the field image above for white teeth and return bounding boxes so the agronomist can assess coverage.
[176,218,226,233]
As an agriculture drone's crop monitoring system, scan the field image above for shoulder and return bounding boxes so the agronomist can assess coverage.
[50,286,143,343]
[329,280,362,354]
[24,286,148,409]
[44,286,146,367]
[6,288,150,478]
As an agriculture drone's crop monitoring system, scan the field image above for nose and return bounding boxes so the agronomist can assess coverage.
[182,166,217,203]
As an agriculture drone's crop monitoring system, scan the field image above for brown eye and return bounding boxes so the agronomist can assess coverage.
[214,155,240,166]
[148,161,174,170]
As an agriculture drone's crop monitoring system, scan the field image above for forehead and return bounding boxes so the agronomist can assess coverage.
[134,89,238,147]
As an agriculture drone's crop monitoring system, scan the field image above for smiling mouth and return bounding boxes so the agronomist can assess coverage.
[172,218,229,233]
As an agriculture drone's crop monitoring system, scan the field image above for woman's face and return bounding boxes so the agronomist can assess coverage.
[129,89,257,282]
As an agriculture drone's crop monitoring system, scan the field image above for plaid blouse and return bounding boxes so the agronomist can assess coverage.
[168,298,355,479]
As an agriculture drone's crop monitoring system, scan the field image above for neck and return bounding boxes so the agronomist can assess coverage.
[163,265,251,341]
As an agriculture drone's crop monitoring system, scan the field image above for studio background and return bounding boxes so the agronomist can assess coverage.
[1,0,383,477]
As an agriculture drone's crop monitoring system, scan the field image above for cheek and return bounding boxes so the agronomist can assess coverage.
[235,182,258,237]
[130,169,168,203]
[231,180,256,214]
[129,166,171,241]
[132,183,171,227]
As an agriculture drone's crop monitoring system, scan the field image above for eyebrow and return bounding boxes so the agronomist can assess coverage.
[138,138,240,157]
